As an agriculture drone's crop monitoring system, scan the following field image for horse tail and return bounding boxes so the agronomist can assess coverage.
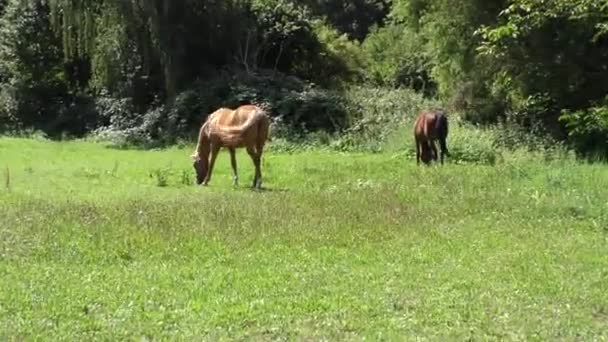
[267,113,273,142]
[434,112,448,137]
[261,114,271,142]
[435,112,449,155]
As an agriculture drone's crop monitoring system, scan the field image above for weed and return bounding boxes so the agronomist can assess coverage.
[180,169,192,186]
[4,165,9,191]
[149,167,171,187]
[108,161,119,177]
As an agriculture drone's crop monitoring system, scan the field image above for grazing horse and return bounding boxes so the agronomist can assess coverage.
[191,104,271,188]
[414,109,450,165]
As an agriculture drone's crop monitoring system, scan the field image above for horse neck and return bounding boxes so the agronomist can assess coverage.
[197,135,211,157]
[195,123,212,158]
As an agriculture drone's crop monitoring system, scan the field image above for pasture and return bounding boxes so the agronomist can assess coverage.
[1,136,608,340]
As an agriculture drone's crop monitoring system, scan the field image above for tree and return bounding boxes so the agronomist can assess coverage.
[0,0,68,131]
[300,0,390,41]
[478,0,608,142]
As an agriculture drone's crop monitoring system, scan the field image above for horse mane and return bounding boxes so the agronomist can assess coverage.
[191,121,209,162]
[191,108,228,161]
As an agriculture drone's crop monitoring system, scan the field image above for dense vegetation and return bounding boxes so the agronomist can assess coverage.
[1,0,608,157]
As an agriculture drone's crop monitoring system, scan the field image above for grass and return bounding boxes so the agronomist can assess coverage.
[1,136,608,340]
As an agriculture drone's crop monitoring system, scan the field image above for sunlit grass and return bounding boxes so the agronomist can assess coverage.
[1,137,607,340]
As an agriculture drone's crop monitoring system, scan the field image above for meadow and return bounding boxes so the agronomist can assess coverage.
[1,134,608,340]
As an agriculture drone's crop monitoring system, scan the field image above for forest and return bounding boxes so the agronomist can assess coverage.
[1,0,607,158]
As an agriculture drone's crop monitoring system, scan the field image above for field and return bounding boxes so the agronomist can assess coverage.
[1,136,608,340]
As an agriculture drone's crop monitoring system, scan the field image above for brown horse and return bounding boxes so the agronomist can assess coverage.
[414,109,449,165]
[191,104,271,188]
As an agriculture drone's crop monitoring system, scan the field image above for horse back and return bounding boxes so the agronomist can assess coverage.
[414,111,437,141]
[414,110,449,140]
[211,105,270,147]
[210,105,254,127]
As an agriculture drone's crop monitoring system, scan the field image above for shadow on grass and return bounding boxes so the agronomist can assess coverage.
[190,184,289,193]
[249,186,289,193]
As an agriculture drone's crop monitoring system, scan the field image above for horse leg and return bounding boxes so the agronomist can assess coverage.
[229,147,238,186]
[203,144,221,185]
[415,138,421,165]
[247,146,262,189]
[440,138,449,164]
[430,140,438,162]
[255,142,266,189]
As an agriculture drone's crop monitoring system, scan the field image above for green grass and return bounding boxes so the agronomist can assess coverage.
[1,136,607,340]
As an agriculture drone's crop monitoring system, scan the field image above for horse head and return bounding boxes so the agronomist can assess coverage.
[191,152,207,185]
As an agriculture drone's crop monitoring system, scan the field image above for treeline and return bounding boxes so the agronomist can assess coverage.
[0,0,607,157]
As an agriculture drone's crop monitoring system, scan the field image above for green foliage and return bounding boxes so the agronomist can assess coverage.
[149,167,171,187]
[0,0,365,138]
[192,69,349,135]
[246,0,319,77]
[560,97,608,159]
[299,0,391,41]
[44,0,355,97]
[0,0,68,132]
[406,118,498,166]
[88,3,134,95]
[362,24,434,93]
[312,20,368,84]
[2,0,608,163]
[383,0,608,160]
[477,0,608,153]
[388,0,506,98]
[332,87,435,152]
[89,69,351,147]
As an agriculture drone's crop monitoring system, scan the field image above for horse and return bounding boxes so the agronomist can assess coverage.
[191,104,271,188]
[414,109,450,165]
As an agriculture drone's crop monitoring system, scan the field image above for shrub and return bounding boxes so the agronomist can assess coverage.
[333,87,437,152]
[559,98,608,161]
[445,120,497,165]
[89,69,355,147]
[149,167,171,187]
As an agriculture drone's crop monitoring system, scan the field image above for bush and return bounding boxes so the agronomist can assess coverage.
[333,87,437,152]
[89,95,149,147]
[89,69,351,147]
[493,121,565,153]
[560,98,608,160]
[444,120,498,165]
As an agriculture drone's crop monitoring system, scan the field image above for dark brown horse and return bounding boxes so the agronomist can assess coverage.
[414,109,449,165]
[191,104,271,188]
